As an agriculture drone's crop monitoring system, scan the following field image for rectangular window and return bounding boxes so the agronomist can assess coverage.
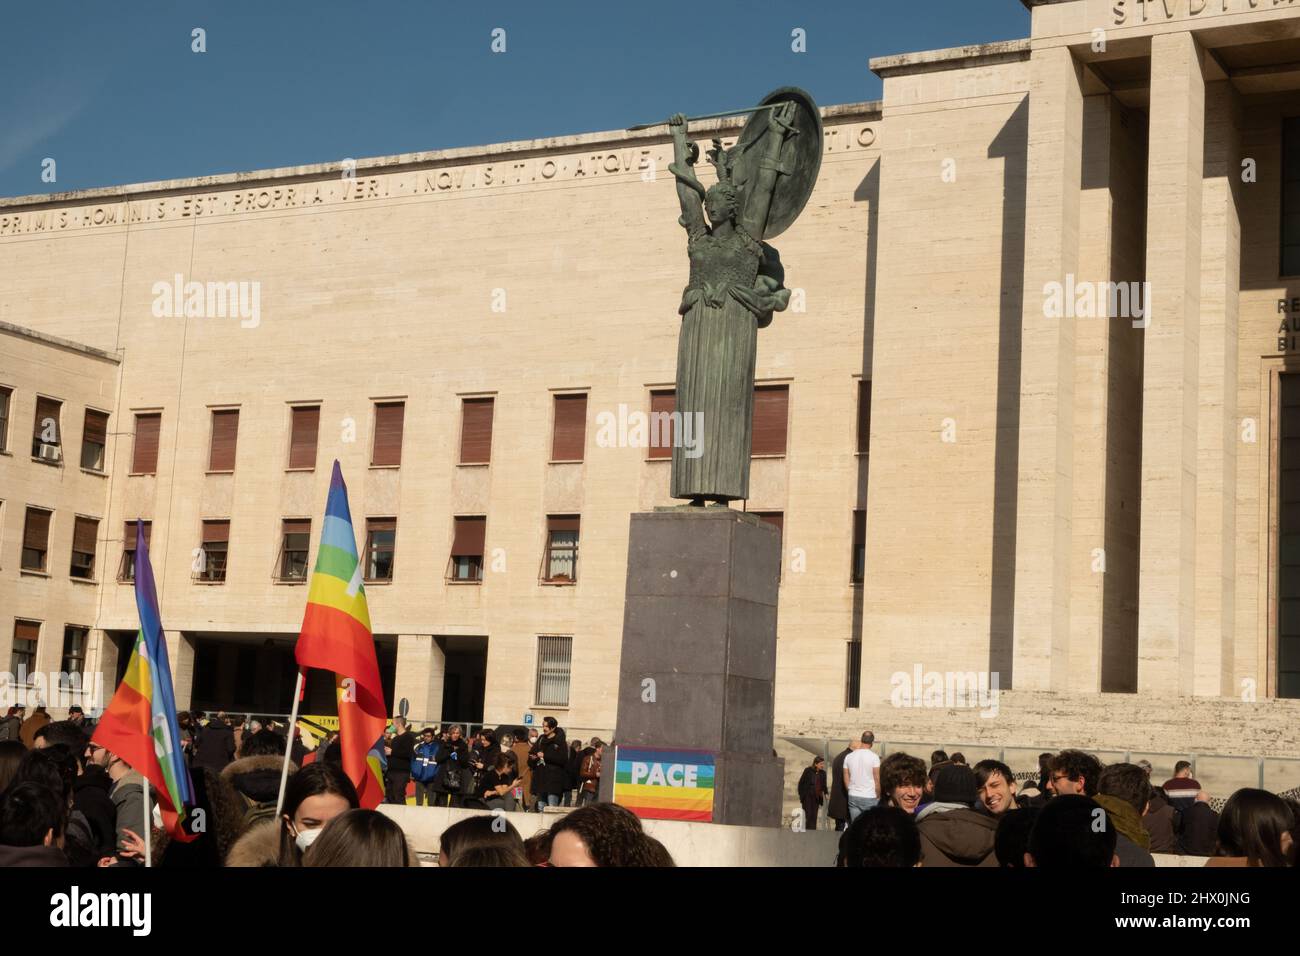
[551,393,588,462]
[118,521,152,582]
[857,380,872,455]
[459,397,495,465]
[365,517,396,582]
[70,516,98,580]
[447,516,486,582]
[754,511,783,581]
[288,405,320,470]
[648,389,676,459]
[132,413,161,474]
[278,519,311,582]
[81,409,108,471]
[371,402,405,467]
[0,385,12,453]
[752,385,789,457]
[32,396,62,461]
[22,507,52,572]
[535,635,572,707]
[845,641,862,709]
[11,620,39,679]
[1278,373,1300,697]
[197,520,230,583]
[61,626,88,677]
[542,515,579,583]
[208,409,239,472]
[851,509,866,584]
[1283,116,1300,277]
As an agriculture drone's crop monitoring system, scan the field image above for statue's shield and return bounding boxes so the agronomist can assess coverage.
[730,86,823,240]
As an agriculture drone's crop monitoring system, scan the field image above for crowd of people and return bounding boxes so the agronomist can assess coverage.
[0,707,648,867]
[804,732,1299,867]
[380,715,604,811]
[4,705,1297,868]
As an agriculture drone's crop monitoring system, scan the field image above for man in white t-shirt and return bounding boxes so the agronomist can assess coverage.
[842,731,881,822]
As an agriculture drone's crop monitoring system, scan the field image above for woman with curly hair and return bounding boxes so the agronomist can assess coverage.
[546,802,673,867]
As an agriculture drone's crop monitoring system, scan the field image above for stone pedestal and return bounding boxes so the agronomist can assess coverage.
[600,508,784,827]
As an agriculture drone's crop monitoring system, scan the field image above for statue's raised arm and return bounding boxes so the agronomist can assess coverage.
[740,100,798,240]
[667,113,707,238]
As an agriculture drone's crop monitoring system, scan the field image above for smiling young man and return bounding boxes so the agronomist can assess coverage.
[879,752,927,814]
[973,759,1018,816]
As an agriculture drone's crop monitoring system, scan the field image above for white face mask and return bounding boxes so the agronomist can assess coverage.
[295,826,323,852]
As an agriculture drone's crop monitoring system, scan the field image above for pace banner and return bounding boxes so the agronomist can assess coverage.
[612,746,715,822]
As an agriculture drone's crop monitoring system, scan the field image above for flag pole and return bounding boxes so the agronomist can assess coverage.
[142,783,151,867]
[275,670,306,819]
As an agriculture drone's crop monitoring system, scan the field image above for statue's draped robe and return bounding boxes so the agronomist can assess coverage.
[672,221,786,501]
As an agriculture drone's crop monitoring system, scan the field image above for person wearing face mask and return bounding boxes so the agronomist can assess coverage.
[225,761,359,866]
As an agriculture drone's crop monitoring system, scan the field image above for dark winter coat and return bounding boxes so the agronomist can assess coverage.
[387,731,416,773]
[1179,801,1220,857]
[828,748,851,822]
[434,737,470,792]
[72,764,118,858]
[529,729,569,796]
[798,767,827,809]
[1142,802,1179,854]
[193,718,236,774]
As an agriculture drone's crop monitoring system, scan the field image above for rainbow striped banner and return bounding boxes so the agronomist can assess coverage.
[612,747,715,822]
[92,522,195,841]
[295,461,387,809]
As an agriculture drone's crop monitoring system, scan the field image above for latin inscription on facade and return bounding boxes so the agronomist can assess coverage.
[0,122,878,238]
[1113,0,1294,26]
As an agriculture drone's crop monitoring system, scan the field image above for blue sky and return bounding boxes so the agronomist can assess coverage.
[0,0,1029,197]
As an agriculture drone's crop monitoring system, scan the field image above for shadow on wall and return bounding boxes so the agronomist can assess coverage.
[988,98,1029,686]
[850,156,881,706]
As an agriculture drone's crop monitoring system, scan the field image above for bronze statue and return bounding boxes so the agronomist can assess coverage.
[664,89,822,503]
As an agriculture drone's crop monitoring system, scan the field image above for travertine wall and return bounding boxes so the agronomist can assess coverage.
[0,324,119,691]
[0,106,882,729]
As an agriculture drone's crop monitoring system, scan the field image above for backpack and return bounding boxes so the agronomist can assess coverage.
[411,743,438,784]
[579,753,601,793]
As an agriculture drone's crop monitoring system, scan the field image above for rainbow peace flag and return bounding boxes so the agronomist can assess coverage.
[295,461,387,809]
[612,747,715,822]
[92,522,195,841]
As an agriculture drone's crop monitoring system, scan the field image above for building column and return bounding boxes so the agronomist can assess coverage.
[1194,79,1242,697]
[1012,44,1084,691]
[164,630,196,710]
[1137,32,1206,695]
[87,629,120,717]
[1068,94,1121,694]
[393,634,444,725]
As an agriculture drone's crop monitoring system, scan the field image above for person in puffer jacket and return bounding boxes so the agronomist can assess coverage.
[222,730,295,832]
